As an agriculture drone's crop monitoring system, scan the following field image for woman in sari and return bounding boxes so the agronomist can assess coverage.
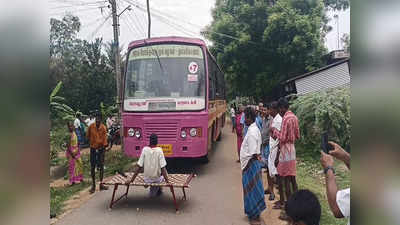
[66,121,84,185]
[235,106,244,162]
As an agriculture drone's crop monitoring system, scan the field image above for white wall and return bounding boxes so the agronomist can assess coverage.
[295,62,350,95]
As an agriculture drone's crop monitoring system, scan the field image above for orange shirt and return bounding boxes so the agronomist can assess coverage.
[87,123,108,149]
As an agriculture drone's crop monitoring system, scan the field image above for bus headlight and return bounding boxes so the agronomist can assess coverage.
[128,128,135,137]
[190,128,197,137]
[181,130,187,138]
[135,130,141,138]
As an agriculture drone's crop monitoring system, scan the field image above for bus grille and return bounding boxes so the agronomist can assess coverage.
[144,122,178,141]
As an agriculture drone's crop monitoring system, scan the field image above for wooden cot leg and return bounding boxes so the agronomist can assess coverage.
[125,185,130,198]
[109,184,118,209]
[169,186,179,211]
[182,187,187,200]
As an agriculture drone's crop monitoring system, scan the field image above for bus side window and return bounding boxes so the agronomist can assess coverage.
[217,67,224,99]
[208,53,216,100]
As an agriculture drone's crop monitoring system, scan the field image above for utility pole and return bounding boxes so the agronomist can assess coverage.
[146,0,151,38]
[109,0,121,104]
[334,14,339,50]
[109,0,125,150]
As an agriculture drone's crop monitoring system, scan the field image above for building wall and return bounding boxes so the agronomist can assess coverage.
[295,62,350,95]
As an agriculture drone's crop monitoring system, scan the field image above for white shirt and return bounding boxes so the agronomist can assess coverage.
[73,118,81,129]
[240,122,262,170]
[268,113,282,177]
[137,146,167,179]
[86,118,95,126]
[106,117,113,129]
[337,188,350,225]
[230,108,236,117]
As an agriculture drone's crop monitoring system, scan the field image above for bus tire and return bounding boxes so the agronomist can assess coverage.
[216,131,222,141]
[207,126,213,152]
[199,154,209,164]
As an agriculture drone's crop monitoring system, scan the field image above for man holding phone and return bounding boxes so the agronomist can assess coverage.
[320,141,350,225]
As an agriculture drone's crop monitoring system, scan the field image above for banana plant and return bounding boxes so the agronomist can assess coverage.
[50,81,75,121]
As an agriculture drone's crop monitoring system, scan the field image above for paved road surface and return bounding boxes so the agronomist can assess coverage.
[56,125,284,225]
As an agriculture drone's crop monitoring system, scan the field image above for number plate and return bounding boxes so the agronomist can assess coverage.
[157,144,173,156]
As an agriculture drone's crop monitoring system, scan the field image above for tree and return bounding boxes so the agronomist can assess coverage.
[261,0,327,99]
[323,0,349,11]
[204,0,330,102]
[50,14,83,59]
[341,33,350,53]
[49,15,117,115]
[78,38,117,113]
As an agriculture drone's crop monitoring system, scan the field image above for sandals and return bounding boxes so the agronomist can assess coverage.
[249,219,261,225]
[272,201,285,209]
[279,211,290,221]
[100,184,109,191]
[249,217,266,225]
[269,193,275,201]
[89,186,95,194]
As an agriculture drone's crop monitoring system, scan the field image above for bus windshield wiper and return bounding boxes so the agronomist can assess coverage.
[144,40,165,75]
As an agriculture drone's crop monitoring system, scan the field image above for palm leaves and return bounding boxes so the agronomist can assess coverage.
[50,81,75,121]
[100,101,118,121]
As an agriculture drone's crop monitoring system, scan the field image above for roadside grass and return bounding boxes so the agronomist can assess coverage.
[50,149,136,217]
[50,182,90,217]
[51,155,68,167]
[296,144,350,225]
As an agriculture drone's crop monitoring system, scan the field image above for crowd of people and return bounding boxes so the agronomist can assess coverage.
[230,97,350,225]
[63,100,350,224]
[73,112,116,148]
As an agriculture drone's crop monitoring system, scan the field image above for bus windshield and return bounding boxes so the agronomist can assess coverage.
[124,44,206,112]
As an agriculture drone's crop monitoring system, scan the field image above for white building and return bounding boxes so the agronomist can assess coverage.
[283,58,350,96]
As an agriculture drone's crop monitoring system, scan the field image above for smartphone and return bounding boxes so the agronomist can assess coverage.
[321,132,333,153]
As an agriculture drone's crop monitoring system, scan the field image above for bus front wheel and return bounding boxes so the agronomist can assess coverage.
[216,132,222,141]
[199,154,209,164]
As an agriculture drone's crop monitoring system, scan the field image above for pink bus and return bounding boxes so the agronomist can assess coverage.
[122,36,226,161]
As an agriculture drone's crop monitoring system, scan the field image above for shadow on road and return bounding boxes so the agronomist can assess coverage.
[165,134,222,176]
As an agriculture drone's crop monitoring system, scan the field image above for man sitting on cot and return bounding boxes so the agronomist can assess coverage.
[125,133,170,197]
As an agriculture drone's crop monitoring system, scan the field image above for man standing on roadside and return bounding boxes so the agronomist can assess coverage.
[271,97,300,215]
[260,103,275,200]
[230,104,236,133]
[74,112,83,145]
[86,113,109,194]
[240,107,266,225]
[268,101,283,209]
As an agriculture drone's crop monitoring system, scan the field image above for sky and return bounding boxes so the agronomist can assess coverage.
[50,0,350,52]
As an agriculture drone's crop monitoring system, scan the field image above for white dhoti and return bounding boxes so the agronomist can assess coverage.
[268,114,282,177]
[268,141,279,177]
[144,176,164,197]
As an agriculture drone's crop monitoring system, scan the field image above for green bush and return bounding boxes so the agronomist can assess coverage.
[50,125,69,164]
[291,87,350,153]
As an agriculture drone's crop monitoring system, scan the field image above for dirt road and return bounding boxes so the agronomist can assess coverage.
[55,125,285,225]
